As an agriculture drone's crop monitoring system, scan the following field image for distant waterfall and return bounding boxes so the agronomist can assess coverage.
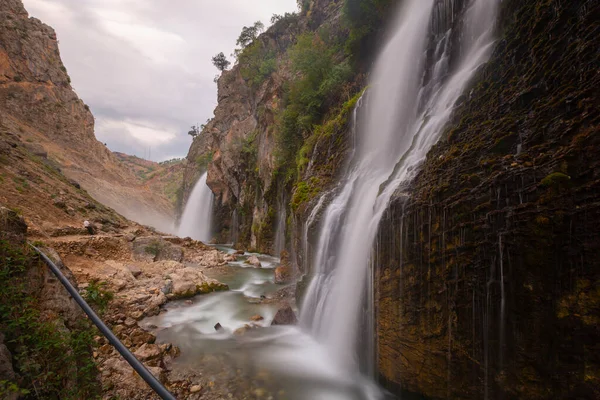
[178,172,214,242]
[301,0,500,373]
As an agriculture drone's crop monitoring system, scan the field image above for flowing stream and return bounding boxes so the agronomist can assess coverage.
[178,172,214,242]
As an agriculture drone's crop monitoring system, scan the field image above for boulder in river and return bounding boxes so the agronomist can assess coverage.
[271,305,297,325]
[224,254,237,262]
[274,265,292,284]
[245,255,262,268]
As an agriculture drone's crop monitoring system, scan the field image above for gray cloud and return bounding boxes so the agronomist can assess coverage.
[22,0,298,161]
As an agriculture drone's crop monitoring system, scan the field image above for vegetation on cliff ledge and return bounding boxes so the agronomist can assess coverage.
[0,240,101,399]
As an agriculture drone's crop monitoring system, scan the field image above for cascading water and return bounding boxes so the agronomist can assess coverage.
[302,0,500,376]
[274,194,287,257]
[178,172,214,242]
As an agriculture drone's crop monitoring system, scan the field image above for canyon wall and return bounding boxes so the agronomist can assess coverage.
[0,0,174,232]
[375,0,599,398]
[182,0,354,254]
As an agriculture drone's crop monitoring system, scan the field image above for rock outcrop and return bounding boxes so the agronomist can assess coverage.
[271,305,298,326]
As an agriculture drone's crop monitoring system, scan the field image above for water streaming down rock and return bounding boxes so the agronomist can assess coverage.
[178,172,214,242]
[301,0,500,375]
[274,194,287,256]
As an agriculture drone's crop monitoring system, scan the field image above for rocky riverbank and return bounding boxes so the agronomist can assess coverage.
[26,225,229,399]
[25,220,299,399]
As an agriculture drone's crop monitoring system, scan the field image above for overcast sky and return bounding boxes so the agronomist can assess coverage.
[22,0,298,161]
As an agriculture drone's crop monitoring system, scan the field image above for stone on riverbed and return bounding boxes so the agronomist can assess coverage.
[234,324,260,335]
[133,343,162,361]
[271,305,297,325]
[223,254,237,262]
[167,267,229,299]
[274,265,292,284]
[190,385,202,393]
[245,255,261,268]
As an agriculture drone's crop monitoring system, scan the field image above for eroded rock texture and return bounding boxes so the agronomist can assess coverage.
[375,1,599,398]
[0,0,174,230]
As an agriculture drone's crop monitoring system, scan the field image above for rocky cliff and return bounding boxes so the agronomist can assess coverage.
[0,0,174,232]
[375,0,599,398]
[181,0,358,253]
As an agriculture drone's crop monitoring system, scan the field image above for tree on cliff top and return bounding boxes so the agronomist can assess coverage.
[188,125,200,138]
[212,52,231,72]
[236,21,264,49]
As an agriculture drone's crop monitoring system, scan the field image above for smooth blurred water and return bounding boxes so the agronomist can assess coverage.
[142,248,386,399]
[178,172,214,242]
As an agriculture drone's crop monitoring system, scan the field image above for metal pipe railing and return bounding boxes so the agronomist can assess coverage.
[30,244,177,400]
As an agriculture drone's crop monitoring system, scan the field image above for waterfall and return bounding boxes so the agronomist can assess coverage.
[301,0,500,373]
[178,172,214,242]
[274,194,287,257]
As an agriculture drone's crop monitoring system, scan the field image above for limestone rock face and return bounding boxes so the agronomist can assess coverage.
[274,265,292,284]
[375,1,600,399]
[37,247,85,326]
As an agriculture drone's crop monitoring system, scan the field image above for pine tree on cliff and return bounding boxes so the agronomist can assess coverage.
[211,52,230,72]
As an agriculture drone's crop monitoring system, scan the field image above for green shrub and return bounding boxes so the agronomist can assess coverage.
[541,172,571,189]
[144,240,163,257]
[195,151,214,171]
[291,177,322,212]
[82,279,114,313]
[238,41,277,88]
[273,32,355,180]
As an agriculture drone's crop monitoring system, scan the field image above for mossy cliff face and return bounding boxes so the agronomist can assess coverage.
[375,1,599,398]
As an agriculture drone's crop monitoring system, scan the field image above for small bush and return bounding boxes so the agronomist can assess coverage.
[541,172,571,189]
[195,151,214,171]
[82,279,114,313]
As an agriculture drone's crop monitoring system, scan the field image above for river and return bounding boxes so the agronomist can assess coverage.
[141,245,388,399]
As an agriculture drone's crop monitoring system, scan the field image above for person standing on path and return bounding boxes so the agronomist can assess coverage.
[84,220,95,235]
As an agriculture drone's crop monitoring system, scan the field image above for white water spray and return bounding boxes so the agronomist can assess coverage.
[178,172,214,242]
[302,0,500,373]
